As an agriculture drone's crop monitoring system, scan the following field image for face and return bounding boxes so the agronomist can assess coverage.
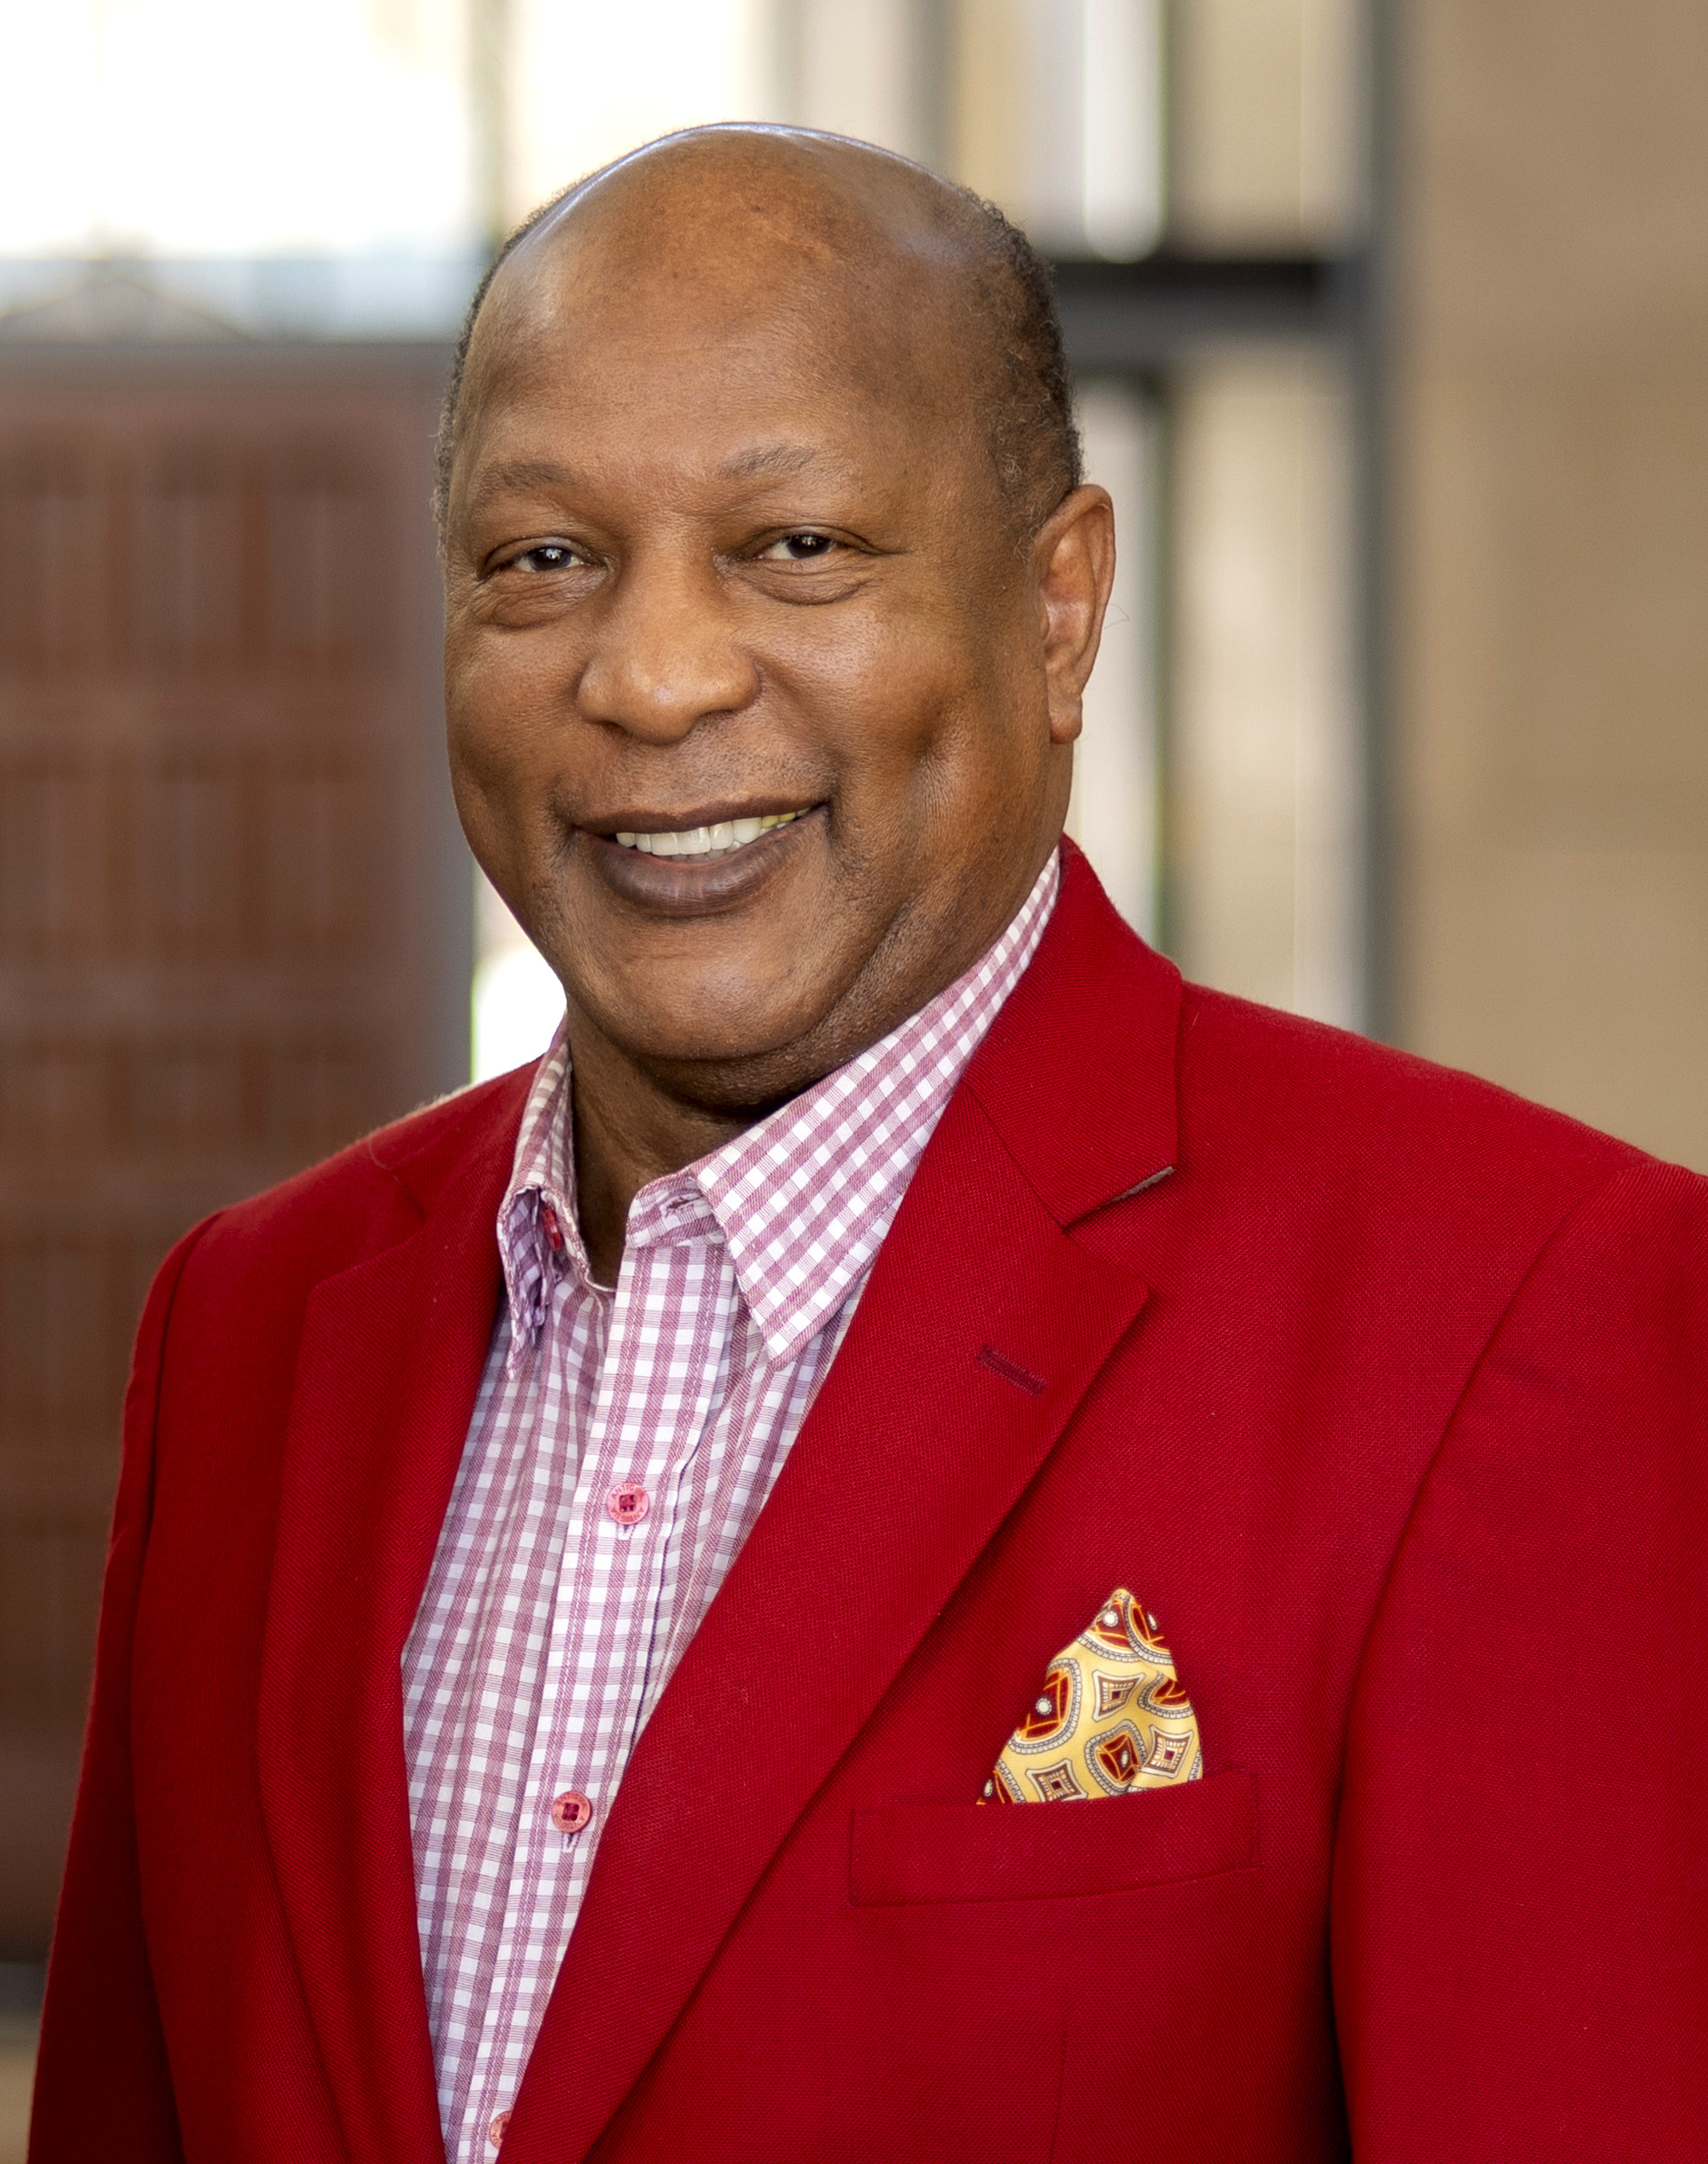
[443,194,1111,1112]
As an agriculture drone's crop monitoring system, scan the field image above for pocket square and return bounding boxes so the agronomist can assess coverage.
[982,1588,1202,1803]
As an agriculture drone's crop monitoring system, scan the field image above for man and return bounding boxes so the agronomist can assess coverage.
[30,126,1708,2163]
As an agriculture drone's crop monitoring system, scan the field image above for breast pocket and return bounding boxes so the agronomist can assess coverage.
[849,1767,1257,1906]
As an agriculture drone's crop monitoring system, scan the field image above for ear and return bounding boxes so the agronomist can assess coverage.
[1031,484,1116,745]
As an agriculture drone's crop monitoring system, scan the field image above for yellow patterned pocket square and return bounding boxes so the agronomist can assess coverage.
[981,1588,1202,1803]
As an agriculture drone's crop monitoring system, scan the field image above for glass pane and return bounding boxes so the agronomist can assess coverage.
[0,0,475,258]
[1067,379,1162,940]
[784,0,940,165]
[1166,347,1362,1023]
[512,0,778,218]
[1167,0,1366,251]
[950,0,1165,258]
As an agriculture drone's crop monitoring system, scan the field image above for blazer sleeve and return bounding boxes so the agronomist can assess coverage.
[27,1225,213,2164]
[1330,1160,1708,2159]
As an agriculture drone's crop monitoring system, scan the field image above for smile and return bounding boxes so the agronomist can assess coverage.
[612,810,809,859]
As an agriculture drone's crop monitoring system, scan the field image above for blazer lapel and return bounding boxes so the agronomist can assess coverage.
[256,1079,527,2164]
[506,848,1182,2164]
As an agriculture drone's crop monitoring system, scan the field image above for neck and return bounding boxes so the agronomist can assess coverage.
[562,840,1061,1283]
[566,1022,754,1285]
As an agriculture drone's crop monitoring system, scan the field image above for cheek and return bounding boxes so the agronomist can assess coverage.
[444,628,563,794]
[824,664,1040,847]
[783,618,1004,798]
[443,644,574,908]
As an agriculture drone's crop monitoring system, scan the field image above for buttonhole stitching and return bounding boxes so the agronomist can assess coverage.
[976,1345,1046,1396]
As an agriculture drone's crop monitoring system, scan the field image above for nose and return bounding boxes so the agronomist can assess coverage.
[575,553,757,743]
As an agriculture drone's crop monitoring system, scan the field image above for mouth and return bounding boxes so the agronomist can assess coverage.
[584,802,823,915]
[610,809,810,860]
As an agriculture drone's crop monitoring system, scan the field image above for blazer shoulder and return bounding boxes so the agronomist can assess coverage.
[1174,980,1654,1217]
[1136,988,1706,1471]
[175,1064,534,1305]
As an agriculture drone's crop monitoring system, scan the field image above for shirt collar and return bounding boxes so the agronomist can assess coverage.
[497,850,1060,1367]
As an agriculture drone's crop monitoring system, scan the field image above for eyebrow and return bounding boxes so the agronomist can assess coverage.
[468,442,834,510]
[717,443,822,482]
[470,458,583,503]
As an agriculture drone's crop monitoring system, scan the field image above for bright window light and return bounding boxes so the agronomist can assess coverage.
[512,0,776,215]
[472,945,564,1084]
[1083,0,1164,260]
[0,0,474,258]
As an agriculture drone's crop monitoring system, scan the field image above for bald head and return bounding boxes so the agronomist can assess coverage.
[434,125,1080,543]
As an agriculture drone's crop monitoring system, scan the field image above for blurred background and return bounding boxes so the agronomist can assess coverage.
[1,0,1705,2139]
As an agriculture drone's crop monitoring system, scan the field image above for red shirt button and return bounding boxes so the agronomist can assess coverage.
[489,2109,510,2148]
[606,1480,650,1528]
[538,1202,566,1259]
[549,1789,593,1835]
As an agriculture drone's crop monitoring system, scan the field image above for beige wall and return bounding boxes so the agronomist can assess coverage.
[1393,0,1708,1171]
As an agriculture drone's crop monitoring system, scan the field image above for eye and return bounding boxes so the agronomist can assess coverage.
[509,541,589,573]
[756,532,840,563]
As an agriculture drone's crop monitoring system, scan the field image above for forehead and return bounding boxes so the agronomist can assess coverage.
[480,291,918,463]
[456,183,985,501]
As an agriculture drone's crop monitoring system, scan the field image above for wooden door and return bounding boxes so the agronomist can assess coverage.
[0,344,469,1953]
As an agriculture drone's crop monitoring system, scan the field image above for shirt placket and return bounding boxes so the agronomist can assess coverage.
[464,1199,734,2156]
[454,1219,601,2159]
[626,1221,739,1739]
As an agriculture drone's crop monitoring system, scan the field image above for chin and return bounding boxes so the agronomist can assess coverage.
[621,1006,849,1105]
[616,1002,812,1071]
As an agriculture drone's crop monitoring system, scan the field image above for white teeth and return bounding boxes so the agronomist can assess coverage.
[611,808,808,858]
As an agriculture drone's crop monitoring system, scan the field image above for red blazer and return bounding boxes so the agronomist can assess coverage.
[31,845,1708,2162]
